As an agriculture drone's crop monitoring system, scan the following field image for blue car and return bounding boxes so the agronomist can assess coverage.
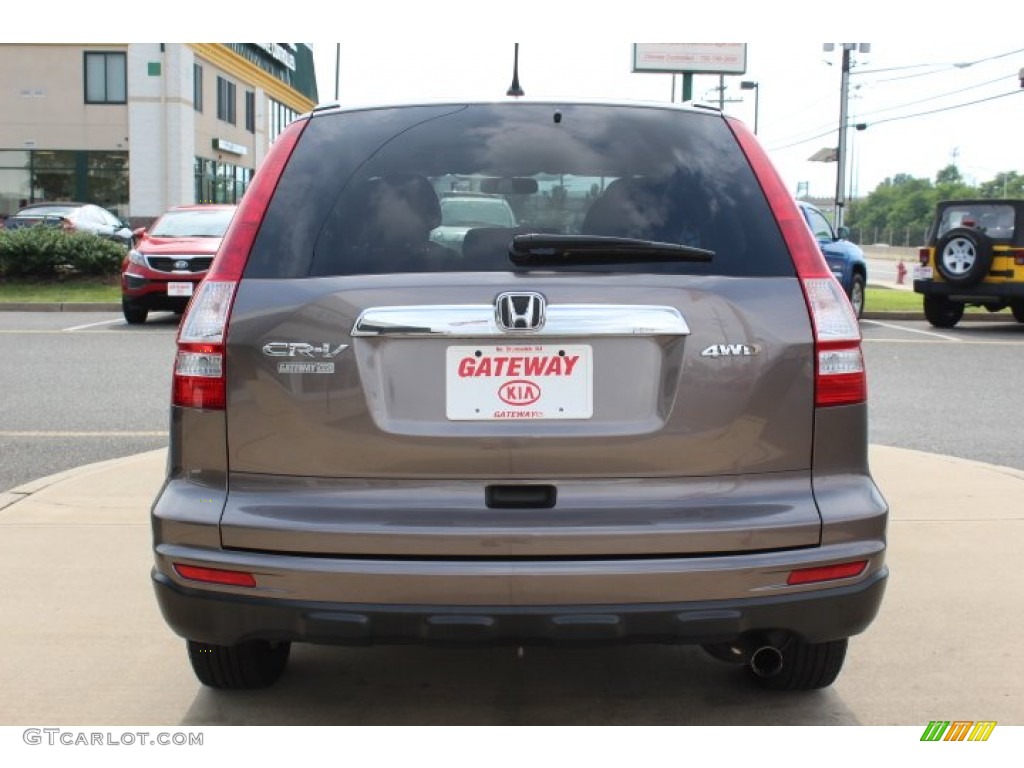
[797,200,867,318]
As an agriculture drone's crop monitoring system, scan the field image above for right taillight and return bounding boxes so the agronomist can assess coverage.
[172,117,307,411]
[802,278,866,407]
[919,247,931,266]
[726,116,866,408]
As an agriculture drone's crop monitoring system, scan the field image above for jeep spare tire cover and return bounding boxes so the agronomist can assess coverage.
[935,227,993,286]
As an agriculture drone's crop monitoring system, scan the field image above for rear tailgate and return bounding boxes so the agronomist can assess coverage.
[219,271,820,557]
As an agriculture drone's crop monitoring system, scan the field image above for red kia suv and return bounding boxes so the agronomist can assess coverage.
[120,204,236,324]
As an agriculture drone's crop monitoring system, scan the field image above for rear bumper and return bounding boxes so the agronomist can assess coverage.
[152,564,887,647]
[914,279,1024,300]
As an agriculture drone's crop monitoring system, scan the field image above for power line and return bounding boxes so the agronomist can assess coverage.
[863,90,1022,128]
[764,90,1023,152]
[854,48,1024,83]
[763,49,1024,148]
[853,72,1018,119]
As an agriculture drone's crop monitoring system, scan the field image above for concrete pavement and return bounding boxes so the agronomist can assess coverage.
[0,445,1022,725]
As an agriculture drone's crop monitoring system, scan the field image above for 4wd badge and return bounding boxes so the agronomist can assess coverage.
[701,343,761,358]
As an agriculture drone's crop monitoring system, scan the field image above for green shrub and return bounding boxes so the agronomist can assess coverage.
[0,226,126,277]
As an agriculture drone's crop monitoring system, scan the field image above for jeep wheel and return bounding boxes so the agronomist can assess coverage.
[1012,302,1024,324]
[122,300,148,325]
[849,273,866,318]
[923,295,964,328]
[186,639,291,689]
[749,637,848,691]
[934,228,993,286]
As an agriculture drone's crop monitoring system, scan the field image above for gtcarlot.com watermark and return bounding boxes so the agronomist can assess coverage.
[23,728,203,747]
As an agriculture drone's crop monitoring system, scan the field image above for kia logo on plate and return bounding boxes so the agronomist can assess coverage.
[498,380,541,406]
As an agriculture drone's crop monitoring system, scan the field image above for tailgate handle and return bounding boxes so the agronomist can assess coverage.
[485,485,557,509]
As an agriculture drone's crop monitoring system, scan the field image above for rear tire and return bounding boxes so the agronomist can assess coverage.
[923,295,964,328]
[1012,302,1024,324]
[749,637,848,691]
[186,639,291,689]
[122,300,148,325]
[849,273,866,318]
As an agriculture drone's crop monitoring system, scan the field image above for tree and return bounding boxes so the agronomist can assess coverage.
[844,166,1020,245]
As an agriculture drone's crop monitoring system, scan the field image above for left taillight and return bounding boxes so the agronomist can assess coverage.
[171,117,308,411]
[173,280,235,409]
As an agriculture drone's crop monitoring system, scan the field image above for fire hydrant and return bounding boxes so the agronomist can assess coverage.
[896,259,907,285]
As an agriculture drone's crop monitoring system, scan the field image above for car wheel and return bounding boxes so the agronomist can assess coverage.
[186,639,291,689]
[923,295,964,328]
[749,637,848,691]
[1012,302,1024,324]
[934,228,993,286]
[848,273,866,318]
[122,300,148,325]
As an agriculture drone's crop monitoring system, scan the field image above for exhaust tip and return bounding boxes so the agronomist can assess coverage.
[750,645,784,678]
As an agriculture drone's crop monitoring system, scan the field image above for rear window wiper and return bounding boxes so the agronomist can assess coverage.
[509,234,714,265]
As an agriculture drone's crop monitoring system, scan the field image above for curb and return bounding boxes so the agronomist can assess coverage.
[0,448,166,512]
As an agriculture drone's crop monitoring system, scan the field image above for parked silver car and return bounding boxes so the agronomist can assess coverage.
[152,99,888,691]
[3,202,132,247]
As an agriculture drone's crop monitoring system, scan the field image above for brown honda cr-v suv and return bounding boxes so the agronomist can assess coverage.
[151,99,888,691]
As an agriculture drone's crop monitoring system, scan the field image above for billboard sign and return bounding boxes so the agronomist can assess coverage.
[632,44,747,75]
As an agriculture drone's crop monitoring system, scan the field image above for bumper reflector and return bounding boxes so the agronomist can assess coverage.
[173,563,257,588]
[787,560,867,586]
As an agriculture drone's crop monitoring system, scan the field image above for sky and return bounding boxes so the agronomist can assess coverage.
[308,38,1024,203]
[11,3,1023,205]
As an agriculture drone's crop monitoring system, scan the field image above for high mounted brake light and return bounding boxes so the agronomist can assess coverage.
[727,117,866,407]
[172,118,308,410]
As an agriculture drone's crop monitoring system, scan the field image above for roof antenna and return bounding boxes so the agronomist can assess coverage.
[506,43,525,97]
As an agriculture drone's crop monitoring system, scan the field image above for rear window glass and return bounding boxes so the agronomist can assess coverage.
[934,203,1016,242]
[246,103,793,279]
[150,208,235,237]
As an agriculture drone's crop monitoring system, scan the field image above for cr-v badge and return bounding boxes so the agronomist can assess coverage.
[263,341,348,375]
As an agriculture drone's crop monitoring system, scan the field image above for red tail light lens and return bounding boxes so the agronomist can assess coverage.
[919,247,931,266]
[727,117,866,408]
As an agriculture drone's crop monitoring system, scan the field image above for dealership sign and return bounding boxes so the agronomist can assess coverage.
[632,44,747,75]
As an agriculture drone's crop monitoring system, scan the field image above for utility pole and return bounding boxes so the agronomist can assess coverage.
[835,46,851,231]
[826,43,869,231]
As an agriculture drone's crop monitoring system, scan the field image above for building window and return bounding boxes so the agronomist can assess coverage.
[216,76,236,125]
[195,157,252,204]
[0,150,128,218]
[193,63,203,112]
[267,99,297,142]
[245,91,255,133]
[84,52,126,104]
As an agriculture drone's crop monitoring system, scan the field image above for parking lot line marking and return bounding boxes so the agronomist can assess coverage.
[62,318,124,331]
[0,431,168,438]
[861,320,960,341]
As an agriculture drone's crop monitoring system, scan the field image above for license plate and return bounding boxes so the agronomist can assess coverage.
[446,344,592,420]
[167,282,194,297]
[913,265,933,280]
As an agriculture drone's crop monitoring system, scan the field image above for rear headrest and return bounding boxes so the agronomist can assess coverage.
[581,176,669,239]
[365,174,442,230]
